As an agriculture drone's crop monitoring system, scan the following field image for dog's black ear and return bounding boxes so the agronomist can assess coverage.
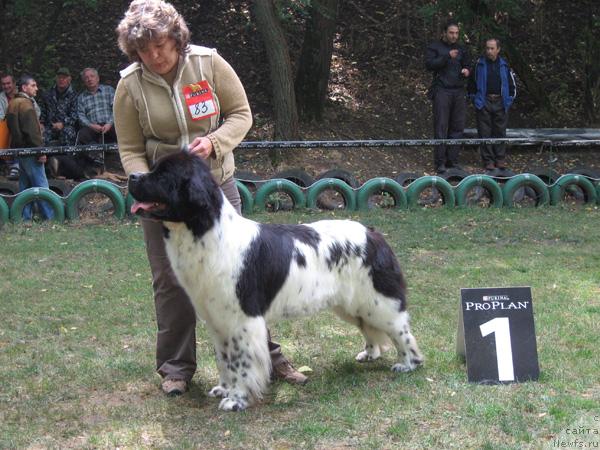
[187,175,212,208]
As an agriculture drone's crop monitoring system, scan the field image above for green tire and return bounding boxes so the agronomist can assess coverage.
[306,177,356,210]
[254,178,306,212]
[0,196,9,225]
[356,177,407,210]
[65,179,126,220]
[502,173,549,207]
[235,179,254,215]
[549,174,597,205]
[10,187,65,223]
[455,175,503,208]
[406,176,455,207]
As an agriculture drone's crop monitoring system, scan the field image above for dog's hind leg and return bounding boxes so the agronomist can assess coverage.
[384,310,424,373]
[217,317,271,412]
[332,306,390,362]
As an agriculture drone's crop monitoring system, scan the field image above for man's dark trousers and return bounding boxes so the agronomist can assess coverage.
[476,97,508,166]
[432,87,466,169]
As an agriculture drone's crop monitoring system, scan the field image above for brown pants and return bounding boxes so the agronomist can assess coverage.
[141,177,285,382]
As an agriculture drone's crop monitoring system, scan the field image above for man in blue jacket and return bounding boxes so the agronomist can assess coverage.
[468,38,516,171]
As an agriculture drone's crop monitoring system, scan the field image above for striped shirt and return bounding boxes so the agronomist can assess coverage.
[77,84,115,127]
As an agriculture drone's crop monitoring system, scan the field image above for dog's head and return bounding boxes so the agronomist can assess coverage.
[128,151,223,230]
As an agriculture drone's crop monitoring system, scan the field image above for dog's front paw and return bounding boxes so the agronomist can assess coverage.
[355,350,380,362]
[208,385,229,398]
[219,397,248,412]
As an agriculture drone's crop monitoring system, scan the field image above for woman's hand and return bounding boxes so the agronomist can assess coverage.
[188,136,213,159]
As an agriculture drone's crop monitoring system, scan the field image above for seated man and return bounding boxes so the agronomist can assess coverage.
[75,67,116,178]
[41,67,78,146]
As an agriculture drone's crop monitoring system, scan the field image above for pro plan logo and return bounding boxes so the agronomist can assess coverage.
[483,294,510,302]
[465,293,529,311]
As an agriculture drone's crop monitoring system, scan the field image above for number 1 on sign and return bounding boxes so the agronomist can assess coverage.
[480,317,515,381]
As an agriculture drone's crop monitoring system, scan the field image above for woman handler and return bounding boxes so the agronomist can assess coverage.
[114,0,306,396]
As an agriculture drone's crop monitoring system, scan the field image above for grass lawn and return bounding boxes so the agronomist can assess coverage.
[1,207,599,449]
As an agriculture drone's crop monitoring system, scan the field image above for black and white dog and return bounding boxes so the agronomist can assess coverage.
[129,152,423,411]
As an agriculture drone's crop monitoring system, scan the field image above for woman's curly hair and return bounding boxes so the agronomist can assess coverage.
[116,0,190,61]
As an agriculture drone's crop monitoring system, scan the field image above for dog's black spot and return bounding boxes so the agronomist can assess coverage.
[162,226,170,239]
[241,372,247,378]
[410,348,419,356]
[294,249,307,268]
[221,352,228,361]
[405,338,410,345]
[326,240,363,270]
[399,331,404,336]
[235,224,320,316]
[363,228,406,310]
[411,358,422,365]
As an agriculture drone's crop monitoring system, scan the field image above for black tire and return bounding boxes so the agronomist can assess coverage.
[393,172,421,187]
[316,168,360,188]
[235,170,266,192]
[273,168,314,188]
[48,178,72,197]
[440,168,470,186]
[0,180,18,196]
[567,167,600,182]
[525,166,560,185]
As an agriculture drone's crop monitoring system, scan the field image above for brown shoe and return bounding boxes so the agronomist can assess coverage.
[161,378,188,396]
[485,163,496,171]
[272,360,308,385]
[496,160,507,169]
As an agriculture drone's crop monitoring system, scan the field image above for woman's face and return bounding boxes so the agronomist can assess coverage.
[137,37,179,75]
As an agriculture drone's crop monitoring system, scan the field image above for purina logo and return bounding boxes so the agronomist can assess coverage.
[483,295,510,302]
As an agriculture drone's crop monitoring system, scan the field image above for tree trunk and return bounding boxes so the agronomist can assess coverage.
[295,0,339,121]
[582,9,600,125]
[253,0,299,166]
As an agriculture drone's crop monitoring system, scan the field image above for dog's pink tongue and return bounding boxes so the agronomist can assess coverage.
[131,201,155,215]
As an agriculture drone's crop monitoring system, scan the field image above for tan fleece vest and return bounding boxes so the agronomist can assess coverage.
[119,46,234,182]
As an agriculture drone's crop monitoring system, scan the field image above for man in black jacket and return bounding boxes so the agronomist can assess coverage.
[425,20,471,174]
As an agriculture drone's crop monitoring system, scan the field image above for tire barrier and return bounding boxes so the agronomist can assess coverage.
[502,173,549,207]
[0,196,9,225]
[316,168,360,188]
[235,180,254,215]
[356,177,407,210]
[254,178,306,212]
[406,176,455,208]
[2,170,599,225]
[306,178,356,211]
[455,175,504,208]
[10,187,65,223]
[273,168,315,188]
[549,174,597,205]
[65,179,126,220]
